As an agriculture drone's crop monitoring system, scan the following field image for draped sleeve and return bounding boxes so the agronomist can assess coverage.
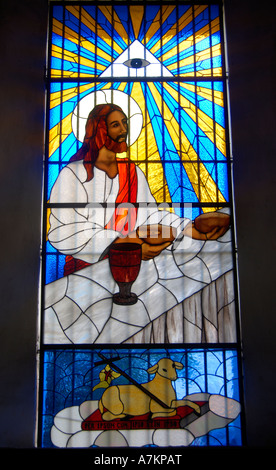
[48,162,121,265]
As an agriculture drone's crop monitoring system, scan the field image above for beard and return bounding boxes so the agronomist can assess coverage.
[105,135,128,154]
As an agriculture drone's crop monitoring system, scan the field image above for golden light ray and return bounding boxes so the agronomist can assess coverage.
[98,5,128,45]
[49,82,98,157]
[51,44,106,77]
[49,113,72,158]
[123,81,172,204]
[149,4,207,56]
[161,18,220,66]
[145,4,176,47]
[67,4,123,55]
[50,83,95,110]
[170,83,226,157]
[129,5,144,40]
[49,3,226,205]
[147,82,226,206]
[180,82,224,107]
[51,8,123,79]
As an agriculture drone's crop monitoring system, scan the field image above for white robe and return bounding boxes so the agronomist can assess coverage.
[48,161,188,263]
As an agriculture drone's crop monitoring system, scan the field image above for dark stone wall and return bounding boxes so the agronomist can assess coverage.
[0,0,48,447]
[225,0,276,447]
[0,0,275,448]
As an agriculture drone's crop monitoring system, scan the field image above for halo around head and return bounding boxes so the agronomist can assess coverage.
[72,89,143,147]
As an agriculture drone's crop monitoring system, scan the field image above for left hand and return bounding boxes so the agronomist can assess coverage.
[183,212,230,240]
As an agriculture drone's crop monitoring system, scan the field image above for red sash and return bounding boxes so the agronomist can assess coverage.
[64,160,138,276]
[105,159,138,235]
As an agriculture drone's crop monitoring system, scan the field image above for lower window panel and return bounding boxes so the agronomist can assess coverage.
[38,347,243,447]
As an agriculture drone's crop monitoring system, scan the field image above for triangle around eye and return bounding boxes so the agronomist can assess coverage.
[99,40,174,78]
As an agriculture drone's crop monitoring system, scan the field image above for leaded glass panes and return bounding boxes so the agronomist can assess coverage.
[49,4,223,79]
[37,1,245,448]
[41,348,242,448]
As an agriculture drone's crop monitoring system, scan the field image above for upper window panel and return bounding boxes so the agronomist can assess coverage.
[49,4,223,79]
[43,1,237,346]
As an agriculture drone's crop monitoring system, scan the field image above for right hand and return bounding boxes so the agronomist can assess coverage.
[113,224,175,260]
[141,241,172,260]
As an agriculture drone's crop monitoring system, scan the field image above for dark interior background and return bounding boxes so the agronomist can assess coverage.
[0,0,275,448]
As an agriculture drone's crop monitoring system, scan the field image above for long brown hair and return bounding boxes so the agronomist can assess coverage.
[70,103,127,181]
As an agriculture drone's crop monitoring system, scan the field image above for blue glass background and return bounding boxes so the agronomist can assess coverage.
[41,348,242,447]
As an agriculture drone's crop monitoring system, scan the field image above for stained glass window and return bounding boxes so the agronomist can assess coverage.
[37,1,245,448]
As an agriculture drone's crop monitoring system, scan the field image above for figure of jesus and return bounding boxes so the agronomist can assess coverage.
[48,102,230,274]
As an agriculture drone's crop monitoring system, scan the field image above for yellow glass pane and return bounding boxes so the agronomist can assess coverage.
[49,114,72,157]
[129,6,144,40]
[146,5,175,53]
